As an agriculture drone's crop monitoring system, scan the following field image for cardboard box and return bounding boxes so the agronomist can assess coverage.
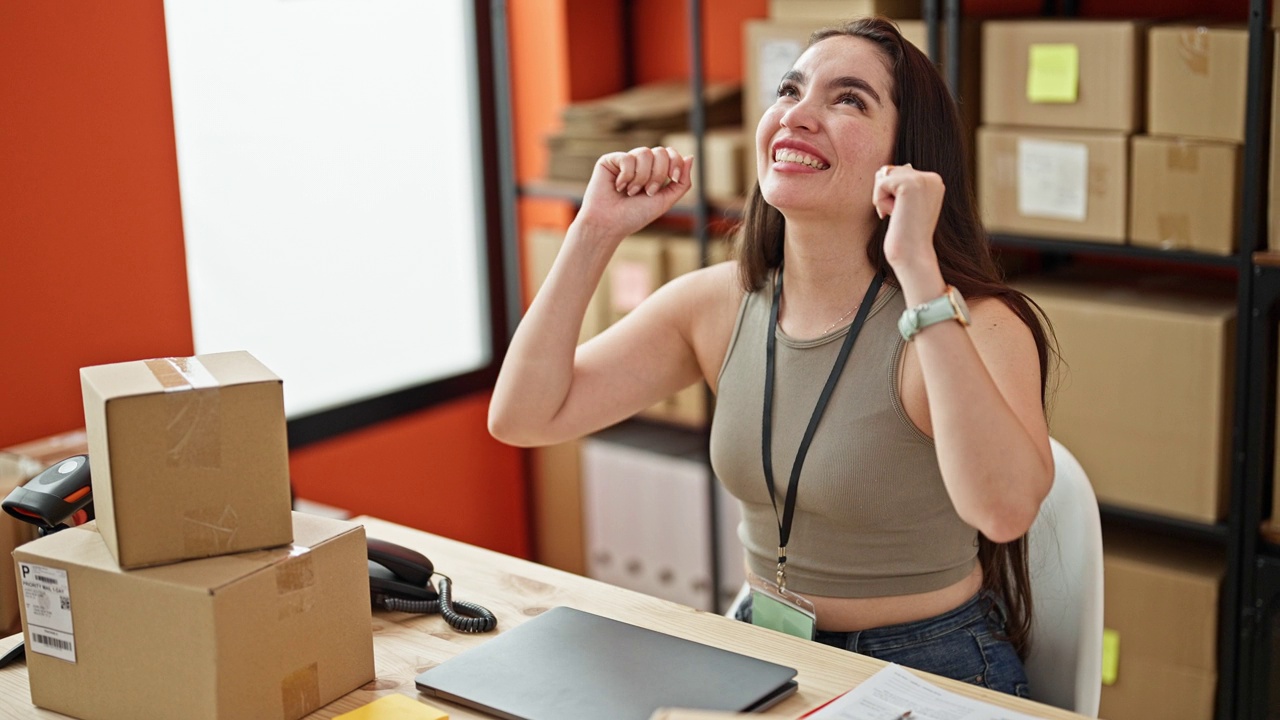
[977,126,1129,243]
[1148,25,1248,144]
[661,127,747,203]
[1017,277,1236,522]
[530,441,586,575]
[15,512,374,720]
[982,20,1145,132]
[80,351,294,568]
[0,430,90,635]
[1099,529,1222,720]
[1129,135,1240,255]
[768,0,921,22]
[742,19,977,194]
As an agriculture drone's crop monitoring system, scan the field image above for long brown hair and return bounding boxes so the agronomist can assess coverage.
[735,16,1054,660]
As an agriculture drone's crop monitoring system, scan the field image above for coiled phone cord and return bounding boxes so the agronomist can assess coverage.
[381,575,497,633]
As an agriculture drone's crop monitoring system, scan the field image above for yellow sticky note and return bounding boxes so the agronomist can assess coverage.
[1101,628,1120,686]
[334,694,449,720]
[1027,44,1079,103]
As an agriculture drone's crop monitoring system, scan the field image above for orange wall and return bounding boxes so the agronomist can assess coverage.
[0,1,529,558]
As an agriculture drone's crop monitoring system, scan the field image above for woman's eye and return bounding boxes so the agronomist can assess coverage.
[776,83,799,99]
[839,93,867,110]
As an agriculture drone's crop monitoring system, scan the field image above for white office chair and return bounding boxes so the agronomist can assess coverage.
[721,438,1104,717]
[1024,437,1104,717]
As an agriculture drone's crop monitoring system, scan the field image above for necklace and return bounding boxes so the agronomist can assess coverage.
[820,302,862,335]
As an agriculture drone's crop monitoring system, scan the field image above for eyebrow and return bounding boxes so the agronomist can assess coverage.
[781,70,884,108]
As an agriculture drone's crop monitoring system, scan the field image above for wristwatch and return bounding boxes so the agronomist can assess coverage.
[898,285,971,341]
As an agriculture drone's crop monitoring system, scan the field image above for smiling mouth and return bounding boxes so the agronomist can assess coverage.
[773,148,830,170]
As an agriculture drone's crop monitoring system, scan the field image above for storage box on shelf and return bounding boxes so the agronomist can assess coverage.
[1129,135,1240,255]
[978,126,1129,243]
[1100,528,1223,720]
[982,19,1145,132]
[1148,25,1249,144]
[1015,275,1236,524]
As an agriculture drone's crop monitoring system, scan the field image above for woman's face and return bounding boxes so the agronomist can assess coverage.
[755,35,898,222]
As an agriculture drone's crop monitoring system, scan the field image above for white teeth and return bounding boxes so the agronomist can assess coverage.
[774,149,829,170]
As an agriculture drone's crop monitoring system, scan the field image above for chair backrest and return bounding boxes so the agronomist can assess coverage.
[1024,438,1105,717]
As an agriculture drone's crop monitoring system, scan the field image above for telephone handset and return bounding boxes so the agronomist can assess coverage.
[367,537,497,633]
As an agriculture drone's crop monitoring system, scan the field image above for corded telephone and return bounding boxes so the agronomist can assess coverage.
[367,537,497,633]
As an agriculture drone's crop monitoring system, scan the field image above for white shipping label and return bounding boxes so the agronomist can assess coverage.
[19,563,75,662]
[1016,138,1089,222]
[758,39,804,115]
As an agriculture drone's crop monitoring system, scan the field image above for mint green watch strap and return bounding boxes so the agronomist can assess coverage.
[898,287,969,341]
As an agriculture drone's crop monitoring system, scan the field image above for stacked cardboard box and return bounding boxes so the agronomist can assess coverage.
[14,351,374,720]
[546,82,742,184]
[1016,275,1236,524]
[1099,529,1223,720]
[1132,25,1247,255]
[978,20,1144,244]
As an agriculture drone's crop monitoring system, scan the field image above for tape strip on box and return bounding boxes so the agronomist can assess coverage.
[182,505,240,556]
[281,662,322,719]
[145,357,222,470]
[276,546,317,619]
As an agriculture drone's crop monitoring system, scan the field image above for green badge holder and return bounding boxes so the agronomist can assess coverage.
[749,578,816,641]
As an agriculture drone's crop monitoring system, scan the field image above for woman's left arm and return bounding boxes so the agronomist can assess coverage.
[873,164,1053,543]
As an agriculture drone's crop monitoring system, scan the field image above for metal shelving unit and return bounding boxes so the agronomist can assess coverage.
[928,1,1278,717]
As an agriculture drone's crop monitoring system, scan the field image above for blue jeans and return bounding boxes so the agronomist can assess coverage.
[734,590,1030,698]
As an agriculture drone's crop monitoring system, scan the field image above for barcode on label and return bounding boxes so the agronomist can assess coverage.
[35,575,58,585]
[32,633,72,652]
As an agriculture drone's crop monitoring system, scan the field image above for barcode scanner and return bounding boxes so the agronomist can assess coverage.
[2,454,94,532]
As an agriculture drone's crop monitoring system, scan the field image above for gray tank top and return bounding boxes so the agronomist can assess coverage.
[710,276,978,598]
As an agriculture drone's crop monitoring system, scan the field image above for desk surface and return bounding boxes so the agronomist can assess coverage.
[0,517,1089,720]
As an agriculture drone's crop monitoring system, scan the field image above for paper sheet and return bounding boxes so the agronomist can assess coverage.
[1016,138,1088,222]
[802,664,1046,720]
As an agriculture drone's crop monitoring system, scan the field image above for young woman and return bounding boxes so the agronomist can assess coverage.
[488,17,1054,698]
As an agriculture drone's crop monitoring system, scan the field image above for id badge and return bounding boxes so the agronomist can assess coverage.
[749,575,817,640]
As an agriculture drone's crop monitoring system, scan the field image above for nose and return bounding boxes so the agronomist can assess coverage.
[779,94,818,132]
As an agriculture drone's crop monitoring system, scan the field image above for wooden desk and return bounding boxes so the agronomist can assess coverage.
[0,517,1089,719]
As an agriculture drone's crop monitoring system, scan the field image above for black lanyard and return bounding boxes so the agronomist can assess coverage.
[762,268,884,591]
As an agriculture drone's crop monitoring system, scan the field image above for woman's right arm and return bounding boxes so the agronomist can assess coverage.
[488,147,700,447]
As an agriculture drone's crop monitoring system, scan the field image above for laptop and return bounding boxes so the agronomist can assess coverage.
[415,606,799,720]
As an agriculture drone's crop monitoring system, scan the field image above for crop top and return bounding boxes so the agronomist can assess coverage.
[709,278,978,597]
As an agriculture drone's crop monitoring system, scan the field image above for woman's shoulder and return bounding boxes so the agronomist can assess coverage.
[662,258,748,307]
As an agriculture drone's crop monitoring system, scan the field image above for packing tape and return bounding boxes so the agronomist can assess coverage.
[1178,27,1210,75]
[1157,213,1193,246]
[280,662,321,720]
[276,546,317,619]
[145,357,221,470]
[1166,143,1200,172]
[183,506,240,555]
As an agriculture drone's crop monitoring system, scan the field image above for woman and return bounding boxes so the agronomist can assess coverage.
[489,17,1054,698]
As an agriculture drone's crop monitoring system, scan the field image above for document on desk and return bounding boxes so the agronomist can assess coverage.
[802,664,1045,720]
